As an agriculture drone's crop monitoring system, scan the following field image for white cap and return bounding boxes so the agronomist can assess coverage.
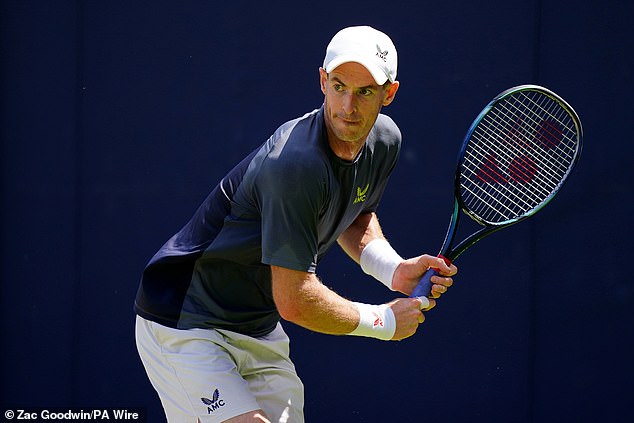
[323,26,398,85]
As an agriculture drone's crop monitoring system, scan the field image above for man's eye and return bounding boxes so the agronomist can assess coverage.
[333,84,344,92]
[358,88,373,96]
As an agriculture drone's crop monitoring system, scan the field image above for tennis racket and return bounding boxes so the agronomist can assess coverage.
[411,85,583,298]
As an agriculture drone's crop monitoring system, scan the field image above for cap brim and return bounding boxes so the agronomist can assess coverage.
[324,55,389,86]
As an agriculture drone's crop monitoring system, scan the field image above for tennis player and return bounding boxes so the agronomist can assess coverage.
[135,26,457,423]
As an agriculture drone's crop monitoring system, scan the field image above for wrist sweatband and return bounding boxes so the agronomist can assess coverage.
[349,302,396,341]
[360,239,403,290]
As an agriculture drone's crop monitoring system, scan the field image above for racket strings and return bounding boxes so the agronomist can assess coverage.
[464,127,573,221]
[497,94,576,172]
[474,105,567,196]
[460,90,580,224]
[465,94,577,220]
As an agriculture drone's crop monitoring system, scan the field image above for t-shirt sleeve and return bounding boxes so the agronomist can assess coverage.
[255,154,325,273]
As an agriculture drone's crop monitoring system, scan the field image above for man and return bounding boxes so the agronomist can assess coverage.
[135,26,457,422]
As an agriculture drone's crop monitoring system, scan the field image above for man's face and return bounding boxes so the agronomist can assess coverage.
[320,63,398,149]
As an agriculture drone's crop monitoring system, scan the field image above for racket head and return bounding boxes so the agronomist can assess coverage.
[455,85,583,227]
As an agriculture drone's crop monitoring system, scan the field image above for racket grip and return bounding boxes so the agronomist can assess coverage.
[409,255,452,298]
[410,268,438,297]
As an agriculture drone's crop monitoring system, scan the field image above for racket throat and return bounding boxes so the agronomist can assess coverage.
[438,198,461,260]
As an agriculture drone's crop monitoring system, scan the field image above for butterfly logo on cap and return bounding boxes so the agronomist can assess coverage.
[376,45,388,62]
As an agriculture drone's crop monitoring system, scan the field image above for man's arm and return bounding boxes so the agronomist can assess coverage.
[271,265,425,340]
[337,212,457,296]
[271,212,456,340]
[271,266,359,335]
[336,212,384,263]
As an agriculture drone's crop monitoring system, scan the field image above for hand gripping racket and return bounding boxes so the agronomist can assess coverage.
[411,85,583,298]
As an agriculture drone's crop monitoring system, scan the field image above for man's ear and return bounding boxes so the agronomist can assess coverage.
[319,67,328,95]
[382,81,400,106]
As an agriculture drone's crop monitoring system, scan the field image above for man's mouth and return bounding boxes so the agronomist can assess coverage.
[338,116,361,124]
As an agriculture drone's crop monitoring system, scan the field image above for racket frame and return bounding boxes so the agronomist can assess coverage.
[411,84,583,297]
[446,84,582,261]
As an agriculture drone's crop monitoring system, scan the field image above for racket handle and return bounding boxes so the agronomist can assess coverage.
[410,268,438,297]
[410,255,452,298]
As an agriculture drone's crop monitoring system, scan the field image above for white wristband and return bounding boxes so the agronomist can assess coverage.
[360,239,403,290]
[349,302,396,340]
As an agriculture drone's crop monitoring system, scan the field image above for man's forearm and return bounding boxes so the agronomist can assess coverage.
[271,266,398,340]
[337,212,385,263]
[271,266,359,335]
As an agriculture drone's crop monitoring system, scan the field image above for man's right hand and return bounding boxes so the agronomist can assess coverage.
[387,296,436,340]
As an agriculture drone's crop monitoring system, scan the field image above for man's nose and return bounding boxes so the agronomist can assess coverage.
[341,93,356,115]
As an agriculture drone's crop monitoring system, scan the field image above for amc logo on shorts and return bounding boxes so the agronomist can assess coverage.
[201,388,226,414]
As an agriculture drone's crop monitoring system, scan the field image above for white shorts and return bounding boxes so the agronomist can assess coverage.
[135,315,304,422]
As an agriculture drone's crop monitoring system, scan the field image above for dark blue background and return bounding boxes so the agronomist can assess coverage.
[1,1,632,421]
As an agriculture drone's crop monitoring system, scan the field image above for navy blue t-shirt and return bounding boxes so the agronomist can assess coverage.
[134,106,402,336]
